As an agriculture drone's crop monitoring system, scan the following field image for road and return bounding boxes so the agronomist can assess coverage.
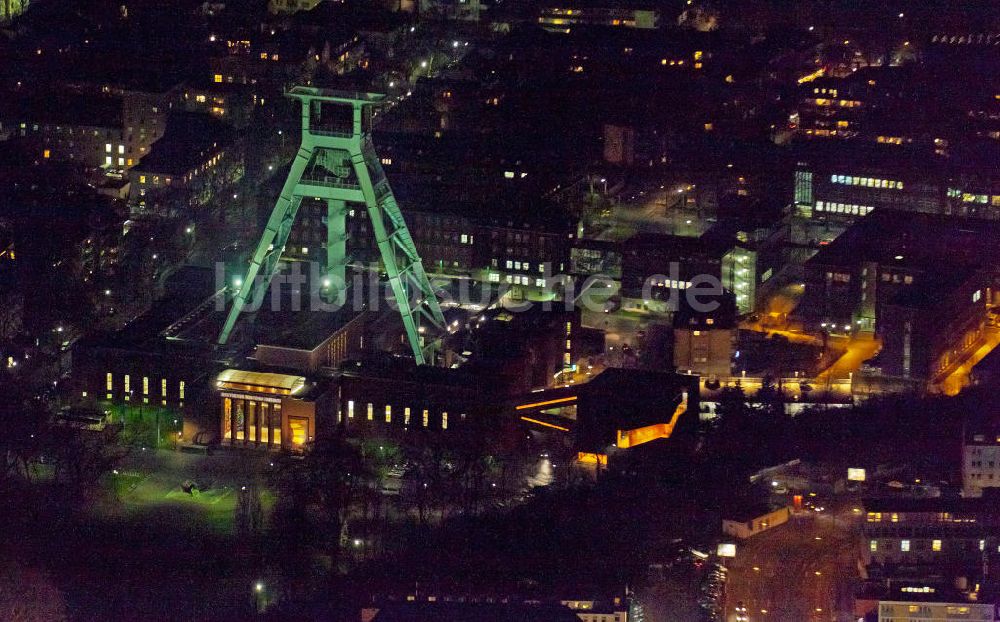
[816,335,881,382]
[934,327,1000,395]
[724,504,864,622]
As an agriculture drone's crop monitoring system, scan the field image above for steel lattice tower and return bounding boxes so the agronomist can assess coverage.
[217,87,445,364]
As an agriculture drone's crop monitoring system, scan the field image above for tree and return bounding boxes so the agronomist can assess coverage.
[236,485,265,537]
[358,440,401,524]
[44,425,127,504]
[0,562,66,622]
[0,376,47,486]
[272,433,369,570]
[0,292,23,340]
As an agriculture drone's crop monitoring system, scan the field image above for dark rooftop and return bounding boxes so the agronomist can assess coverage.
[0,89,123,128]
[723,502,787,523]
[133,112,232,175]
[807,210,1000,273]
[863,494,1000,515]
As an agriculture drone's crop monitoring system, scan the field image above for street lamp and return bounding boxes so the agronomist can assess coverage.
[253,582,264,614]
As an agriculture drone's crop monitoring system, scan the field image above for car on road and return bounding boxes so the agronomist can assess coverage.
[734,601,749,622]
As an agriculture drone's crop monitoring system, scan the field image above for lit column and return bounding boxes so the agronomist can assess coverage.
[325,199,347,301]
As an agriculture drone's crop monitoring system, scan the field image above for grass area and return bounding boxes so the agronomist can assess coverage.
[111,470,277,535]
[103,402,184,450]
[106,471,146,498]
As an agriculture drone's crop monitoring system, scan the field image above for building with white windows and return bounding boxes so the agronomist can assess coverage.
[0,87,168,170]
[863,496,1000,566]
[128,113,242,214]
[877,599,996,622]
[799,210,1000,383]
[963,429,1000,497]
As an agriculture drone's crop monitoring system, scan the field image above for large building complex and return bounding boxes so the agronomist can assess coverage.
[0,88,169,170]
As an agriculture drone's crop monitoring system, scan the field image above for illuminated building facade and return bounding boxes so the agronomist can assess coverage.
[180,81,256,128]
[962,430,1000,498]
[793,161,926,221]
[289,202,483,277]
[75,350,205,412]
[335,358,485,437]
[877,600,995,622]
[538,2,659,32]
[574,369,698,455]
[217,369,324,449]
[878,270,996,383]
[482,217,573,289]
[801,210,1000,342]
[128,114,241,212]
[619,233,724,315]
[722,505,791,539]
[673,305,737,379]
[797,77,864,140]
[619,228,776,317]
[863,497,1000,566]
[793,147,1000,223]
[0,89,167,170]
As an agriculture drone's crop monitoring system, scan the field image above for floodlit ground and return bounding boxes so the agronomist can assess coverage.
[5,449,279,621]
[100,449,276,533]
[935,328,1000,396]
[816,334,881,382]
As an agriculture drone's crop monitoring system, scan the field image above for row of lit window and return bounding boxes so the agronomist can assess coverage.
[870,539,944,552]
[650,278,692,289]
[488,272,547,287]
[345,401,463,430]
[504,260,545,272]
[105,373,185,402]
[830,174,903,189]
[138,174,172,186]
[808,98,862,108]
[947,189,1000,206]
[17,122,118,137]
[815,201,874,216]
[867,511,974,523]
[932,33,999,44]
[213,74,258,85]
